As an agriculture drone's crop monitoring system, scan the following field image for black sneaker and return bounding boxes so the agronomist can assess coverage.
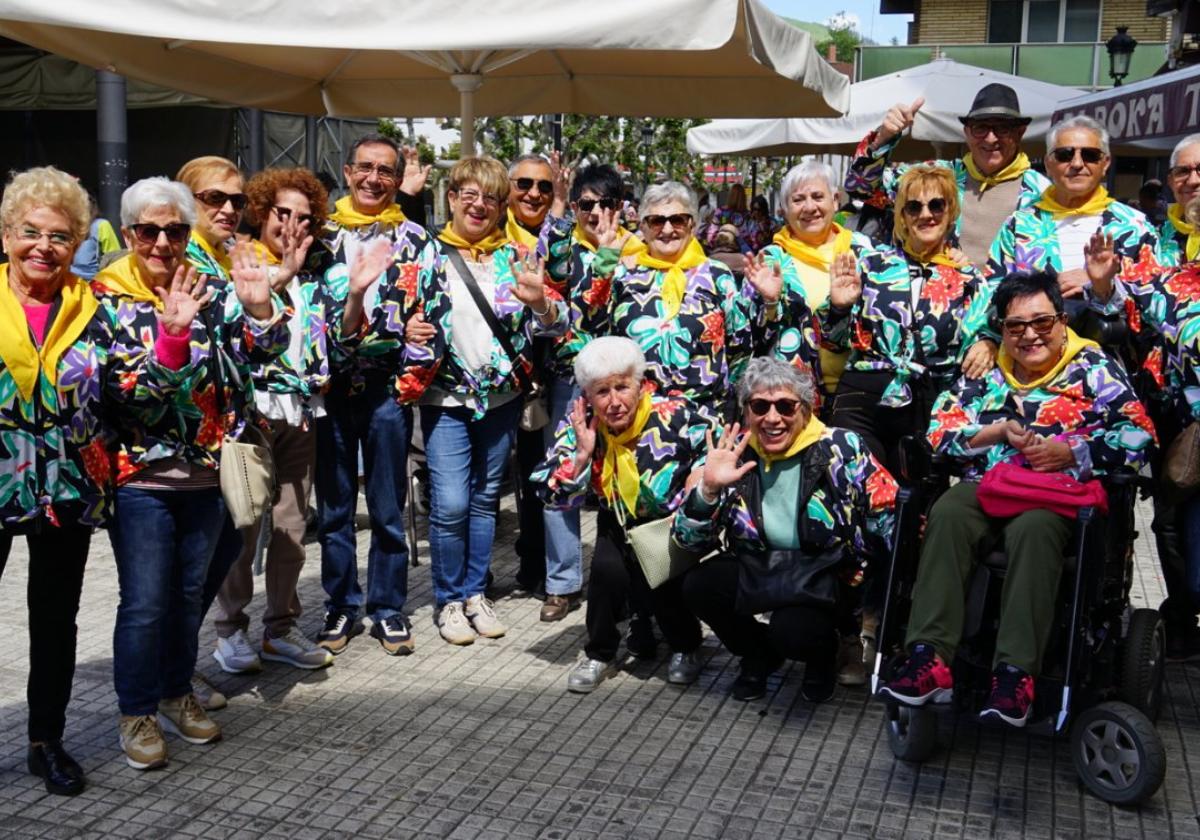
[316,612,357,655]
[1167,622,1200,663]
[731,654,782,701]
[370,615,415,656]
[627,614,658,660]
[801,651,837,703]
[979,663,1034,727]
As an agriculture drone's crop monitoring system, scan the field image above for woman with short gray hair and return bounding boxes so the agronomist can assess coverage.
[533,337,710,694]
[574,181,783,425]
[675,356,898,703]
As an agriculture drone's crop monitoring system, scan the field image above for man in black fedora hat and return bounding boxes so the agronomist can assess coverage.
[844,82,1051,270]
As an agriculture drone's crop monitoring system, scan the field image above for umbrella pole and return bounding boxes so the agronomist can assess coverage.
[452,74,483,158]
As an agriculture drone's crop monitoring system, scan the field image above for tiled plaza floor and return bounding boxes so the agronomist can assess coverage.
[1,498,1199,839]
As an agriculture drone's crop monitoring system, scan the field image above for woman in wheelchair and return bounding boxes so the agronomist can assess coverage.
[877,272,1155,726]
[674,357,898,703]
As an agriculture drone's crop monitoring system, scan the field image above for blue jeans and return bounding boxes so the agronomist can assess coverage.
[315,386,411,622]
[110,486,226,715]
[421,398,521,607]
[543,376,583,596]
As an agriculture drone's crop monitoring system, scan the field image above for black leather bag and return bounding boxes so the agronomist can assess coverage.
[733,440,849,615]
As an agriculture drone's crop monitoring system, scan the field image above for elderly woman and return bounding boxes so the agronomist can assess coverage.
[93,177,285,770]
[0,166,176,795]
[575,181,782,426]
[421,155,566,646]
[823,164,996,474]
[746,160,878,402]
[208,167,336,674]
[533,337,709,693]
[879,273,1154,727]
[177,155,245,284]
[675,357,897,703]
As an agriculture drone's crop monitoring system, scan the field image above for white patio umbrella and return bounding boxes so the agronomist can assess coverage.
[687,58,1082,159]
[0,0,850,155]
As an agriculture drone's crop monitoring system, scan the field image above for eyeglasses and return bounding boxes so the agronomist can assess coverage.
[350,162,398,181]
[747,397,801,418]
[511,177,553,194]
[11,226,74,248]
[1049,146,1105,165]
[454,189,502,208]
[194,189,248,211]
[129,222,191,245]
[642,214,693,230]
[901,197,948,217]
[576,197,618,212]
[966,122,1022,139]
[271,205,317,227]
[1169,163,1200,180]
[1001,313,1064,337]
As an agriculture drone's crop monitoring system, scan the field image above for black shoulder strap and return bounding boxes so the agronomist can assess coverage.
[200,306,227,417]
[443,244,534,394]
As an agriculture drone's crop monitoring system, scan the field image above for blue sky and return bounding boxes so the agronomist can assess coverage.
[762,0,913,46]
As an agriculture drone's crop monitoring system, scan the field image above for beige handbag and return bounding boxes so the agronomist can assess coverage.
[1165,421,1200,490]
[617,503,709,589]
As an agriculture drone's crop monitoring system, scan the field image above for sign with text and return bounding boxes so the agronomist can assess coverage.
[1053,74,1200,143]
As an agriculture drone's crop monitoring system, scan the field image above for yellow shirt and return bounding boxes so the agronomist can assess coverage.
[792,242,848,393]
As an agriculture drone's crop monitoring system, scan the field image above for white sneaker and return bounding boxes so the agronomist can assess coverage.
[567,658,618,693]
[438,602,476,646]
[464,594,506,639]
[262,626,334,670]
[213,629,263,674]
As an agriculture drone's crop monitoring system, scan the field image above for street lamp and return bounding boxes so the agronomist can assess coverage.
[1106,26,1138,87]
[641,119,654,194]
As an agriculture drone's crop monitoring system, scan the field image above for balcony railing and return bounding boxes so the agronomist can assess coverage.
[855,42,1168,90]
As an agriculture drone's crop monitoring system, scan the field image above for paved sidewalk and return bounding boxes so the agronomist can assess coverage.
[1,499,1199,839]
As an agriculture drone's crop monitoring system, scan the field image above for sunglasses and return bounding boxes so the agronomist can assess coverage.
[350,162,398,181]
[643,213,693,230]
[747,397,801,418]
[966,122,1022,139]
[271,205,317,227]
[1001,313,1064,337]
[576,197,618,212]
[194,189,248,211]
[901,197,948,217]
[511,177,553,194]
[1169,163,1200,180]
[1049,146,1105,165]
[130,222,191,245]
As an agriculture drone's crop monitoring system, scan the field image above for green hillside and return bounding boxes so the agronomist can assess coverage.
[784,18,832,41]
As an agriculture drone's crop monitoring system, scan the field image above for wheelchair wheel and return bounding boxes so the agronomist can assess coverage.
[1118,608,1165,721]
[884,703,937,762]
[1070,701,1165,805]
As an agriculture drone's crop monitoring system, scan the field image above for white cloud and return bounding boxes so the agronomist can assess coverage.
[825,11,860,31]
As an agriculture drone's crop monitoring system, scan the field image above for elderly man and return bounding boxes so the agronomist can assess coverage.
[312,134,444,658]
[1157,134,1200,267]
[845,83,1051,268]
[986,115,1157,308]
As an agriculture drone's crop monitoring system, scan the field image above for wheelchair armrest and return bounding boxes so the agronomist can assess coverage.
[1103,468,1154,492]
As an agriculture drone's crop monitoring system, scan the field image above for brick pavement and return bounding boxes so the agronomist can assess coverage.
[2,498,1199,839]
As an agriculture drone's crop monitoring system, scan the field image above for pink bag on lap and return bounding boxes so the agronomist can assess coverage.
[976,462,1109,519]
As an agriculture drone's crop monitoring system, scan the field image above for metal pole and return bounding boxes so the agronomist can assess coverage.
[96,70,128,227]
[751,159,758,199]
[451,74,483,158]
[305,116,319,172]
[246,108,264,174]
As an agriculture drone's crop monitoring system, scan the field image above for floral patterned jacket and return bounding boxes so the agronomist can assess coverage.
[1155,216,1188,269]
[574,250,778,424]
[93,256,292,483]
[671,426,898,584]
[843,131,1051,239]
[533,393,709,525]
[539,215,613,384]
[926,342,1156,482]
[0,276,180,528]
[818,247,992,407]
[429,239,567,417]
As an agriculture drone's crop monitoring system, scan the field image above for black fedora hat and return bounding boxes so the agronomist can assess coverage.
[958,83,1033,125]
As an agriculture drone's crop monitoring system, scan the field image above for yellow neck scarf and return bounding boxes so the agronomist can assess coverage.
[998,326,1097,390]
[902,243,962,268]
[773,223,853,272]
[572,224,648,258]
[328,195,407,230]
[1167,203,1200,262]
[599,393,654,516]
[748,414,827,472]
[250,239,282,266]
[1035,186,1115,221]
[506,208,541,251]
[964,151,1031,193]
[190,230,231,274]
[93,254,162,309]
[438,223,510,262]
[0,264,99,402]
[636,238,708,320]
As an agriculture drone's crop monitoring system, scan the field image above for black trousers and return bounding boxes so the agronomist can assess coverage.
[585,509,702,662]
[682,555,839,671]
[0,524,91,742]
[827,369,939,478]
[514,425,546,588]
